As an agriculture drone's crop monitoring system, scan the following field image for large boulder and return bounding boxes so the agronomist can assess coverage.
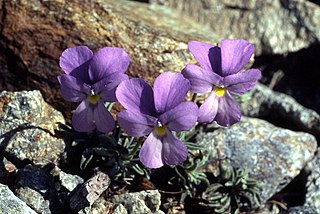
[151,0,320,55]
[197,117,317,204]
[0,0,215,118]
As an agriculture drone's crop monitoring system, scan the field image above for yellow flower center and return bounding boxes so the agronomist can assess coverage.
[154,125,167,137]
[214,86,226,97]
[87,94,100,104]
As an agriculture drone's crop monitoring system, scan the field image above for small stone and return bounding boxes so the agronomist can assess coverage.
[0,183,37,214]
[80,198,128,214]
[59,170,84,192]
[110,190,164,214]
[0,157,16,183]
[15,187,51,214]
[196,117,317,204]
[70,171,111,210]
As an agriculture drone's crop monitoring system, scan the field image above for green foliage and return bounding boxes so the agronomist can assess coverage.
[175,128,211,188]
[79,127,150,180]
[199,159,261,213]
[173,128,261,213]
[58,121,150,183]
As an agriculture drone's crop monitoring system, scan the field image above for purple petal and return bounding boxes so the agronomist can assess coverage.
[198,92,219,123]
[159,102,198,132]
[215,91,241,126]
[57,74,90,102]
[59,46,93,74]
[139,132,164,168]
[116,78,156,115]
[93,100,115,133]
[161,131,188,166]
[182,64,222,93]
[188,41,222,74]
[223,69,261,95]
[92,73,128,102]
[154,72,190,114]
[220,39,254,76]
[72,100,95,132]
[88,47,130,82]
[117,110,157,137]
[69,61,91,84]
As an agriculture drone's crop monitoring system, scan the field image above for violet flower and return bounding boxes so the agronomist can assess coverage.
[116,72,198,169]
[58,46,129,133]
[182,39,261,126]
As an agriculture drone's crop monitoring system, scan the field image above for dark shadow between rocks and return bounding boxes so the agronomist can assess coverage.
[15,164,62,213]
[54,122,89,178]
[254,42,320,115]
[268,168,309,210]
[306,0,320,6]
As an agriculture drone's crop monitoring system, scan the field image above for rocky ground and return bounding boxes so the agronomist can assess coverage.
[0,0,320,213]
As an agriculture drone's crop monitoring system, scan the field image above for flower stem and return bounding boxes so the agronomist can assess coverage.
[129,137,143,156]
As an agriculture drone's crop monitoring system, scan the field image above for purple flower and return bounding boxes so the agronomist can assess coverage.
[58,46,129,133]
[116,72,198,169]
[182,39,261,126]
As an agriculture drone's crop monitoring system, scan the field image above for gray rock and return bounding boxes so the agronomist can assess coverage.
[287,206,319,214]
[15,187,51,214]
[196,117,317,204]
[59,170,84,192]
[239,83,320,135]
[0,90,65,166]
[110,190,164,214]
[305,148,320,212]
[249,203,280,214]
[151,0,320,55]
[15,165,60,213]
[79,198,128,214]
[70,171,111,211]
[0,183,37,214]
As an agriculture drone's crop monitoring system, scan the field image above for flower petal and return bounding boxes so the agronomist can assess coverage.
[159,102,198,132]
[188,41,222,75]
[88,47,130,82]
[162,131,188,166]
[72,100,95,132]
[57,74,90,102]
[221,39,254,76]
[139,132,164,168]
[215,91,241,126]
[68,61,91,84]
[92,73,128,102]
[198,92,219,123]
[59,46,93,74]
[116,78,156,115]
[93,100,115,133]
[117,110,157,137]
[223,69,261,95]
[154,72,190,114]
[182,64,222,93]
